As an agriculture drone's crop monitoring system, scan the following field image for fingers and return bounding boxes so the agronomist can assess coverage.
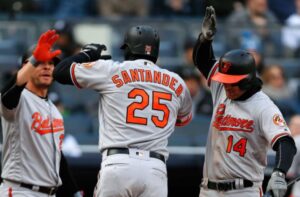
[205,6,215,18]
[38,29,56,43]
[49,49,62,59]
[48,34,60,46]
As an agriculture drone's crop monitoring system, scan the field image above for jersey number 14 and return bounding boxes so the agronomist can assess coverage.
[226,135,247,157]
[126,88,172,128]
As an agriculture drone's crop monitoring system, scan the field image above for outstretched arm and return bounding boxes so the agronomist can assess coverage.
[53,44,110,85]
[193,6,217,79]
[266,136,297,197]
[1,30,61,109]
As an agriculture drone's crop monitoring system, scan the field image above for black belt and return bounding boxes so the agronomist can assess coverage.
[4,179,58,196]
[206,180,253,191]
[20,182,58,195]
[107,148,165,163]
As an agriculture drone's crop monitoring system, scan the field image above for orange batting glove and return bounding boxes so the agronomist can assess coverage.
[31,30,61,63]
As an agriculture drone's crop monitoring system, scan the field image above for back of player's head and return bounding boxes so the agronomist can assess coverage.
[120,25,160,63]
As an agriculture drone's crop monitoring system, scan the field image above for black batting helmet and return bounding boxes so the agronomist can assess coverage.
[120,25,160,63]
[212,49,257,89]
[21,45,60,66]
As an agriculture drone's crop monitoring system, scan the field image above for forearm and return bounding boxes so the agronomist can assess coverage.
[192,33,217,78]
[1,74,26,109]
[273,136,297,174]
[16,61,36,86]
[53,53,89,85]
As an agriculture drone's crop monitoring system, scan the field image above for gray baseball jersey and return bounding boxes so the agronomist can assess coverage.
[0,89,64,187]
[70,59,193,158]
[203,62,291,182]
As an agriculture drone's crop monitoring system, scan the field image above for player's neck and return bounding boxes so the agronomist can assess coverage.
[26,82,48,98]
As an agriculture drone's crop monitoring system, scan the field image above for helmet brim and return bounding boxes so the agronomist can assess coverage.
[212,72,248,84]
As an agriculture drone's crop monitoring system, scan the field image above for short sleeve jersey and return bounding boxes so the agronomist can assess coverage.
[202,62,291,182]
[70,59,193,159]
[0,89,64,186]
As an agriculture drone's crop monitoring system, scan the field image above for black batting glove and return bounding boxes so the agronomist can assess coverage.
[202,6,217,40]
[80,44,111,61]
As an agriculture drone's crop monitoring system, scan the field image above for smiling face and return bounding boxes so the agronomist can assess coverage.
[30,61,55,89]
[223,83,246,100]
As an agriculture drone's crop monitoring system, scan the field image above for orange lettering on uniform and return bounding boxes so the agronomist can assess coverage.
[175,84,183,97]
[121,70,132,84]
[154,71,161,84]
[169,77,178,91]
[162,74,170,86]
[145,70,153,82]
[112,75,124,88]
[138,69,145,81]
[130,69,140,82]
[31,112,64,135]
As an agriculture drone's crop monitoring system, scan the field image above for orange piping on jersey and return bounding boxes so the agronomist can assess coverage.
[8,187,12,197]
[71,63,82,88]
[112,75,124,87]
[154,71,162,84]
[271,132,290,147]
[208,63,219,86]
[31,112,64,135]
[214,126,254,133]
[121,70,132,84]
[259,187,262,197]
[138,69,145,81]
[145,70,153,82]
[176,112,193,127]
[162,73,170,86]
[130,69,140,82]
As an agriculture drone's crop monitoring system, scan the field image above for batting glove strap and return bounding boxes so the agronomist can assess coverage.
[28,56,39,67]
[266,171,287,197]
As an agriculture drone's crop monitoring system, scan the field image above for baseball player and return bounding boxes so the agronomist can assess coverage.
[193,6,297,197]
[0,30,82,197]
[53,25,193,197]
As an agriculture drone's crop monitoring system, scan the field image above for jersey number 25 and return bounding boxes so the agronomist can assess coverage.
[126,88,172,128]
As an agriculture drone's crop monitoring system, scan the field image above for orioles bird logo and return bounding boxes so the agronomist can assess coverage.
[220,61,232,73]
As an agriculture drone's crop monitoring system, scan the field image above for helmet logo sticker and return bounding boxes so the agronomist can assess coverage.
[220,61,231,73]
[145,45,152,55]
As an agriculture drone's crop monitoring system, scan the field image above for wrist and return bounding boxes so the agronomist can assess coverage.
[272,169,286,178]
[28,56,39,67]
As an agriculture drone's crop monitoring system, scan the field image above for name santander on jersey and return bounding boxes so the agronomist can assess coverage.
[213,103,254,133]
[111,68,183,97]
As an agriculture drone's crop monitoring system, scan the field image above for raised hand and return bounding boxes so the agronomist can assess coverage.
[32,30,61,62]
[81,44,111,61]
[202,6,217,40]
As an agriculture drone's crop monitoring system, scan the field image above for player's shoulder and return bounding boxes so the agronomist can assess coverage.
[249,91,279,112]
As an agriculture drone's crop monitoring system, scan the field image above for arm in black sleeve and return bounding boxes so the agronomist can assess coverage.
[53,53,90,85]
[192,33,217,78]
[1,74,26,109]
[272,136,297,174]
[59,152,80,195]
